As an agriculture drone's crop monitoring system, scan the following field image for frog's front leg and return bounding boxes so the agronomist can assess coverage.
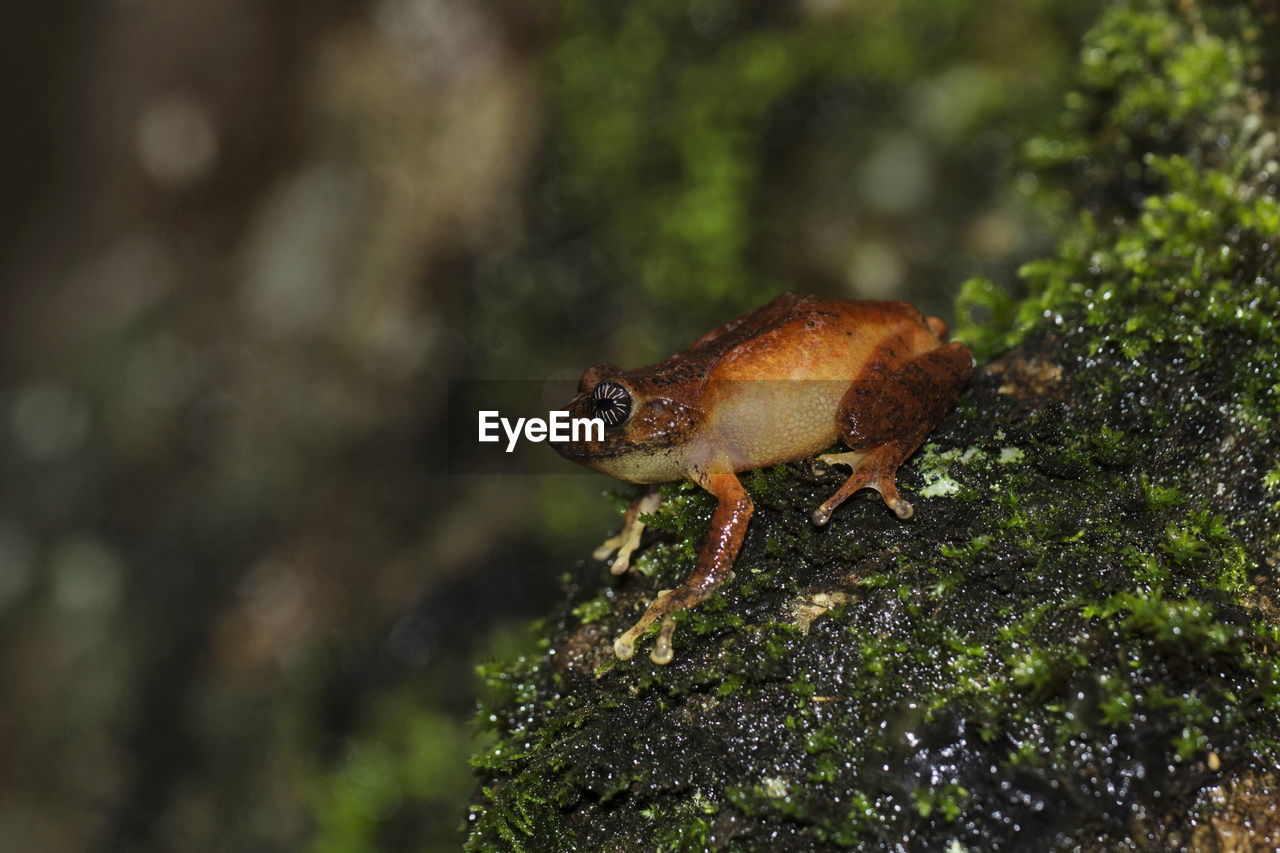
[592,487,661,575]
[613,464,752,665]
[812,341,971,525]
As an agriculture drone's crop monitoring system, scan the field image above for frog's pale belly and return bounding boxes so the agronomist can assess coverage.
[710,378,848,470]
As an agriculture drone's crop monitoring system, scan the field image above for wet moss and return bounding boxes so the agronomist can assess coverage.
[468,1,1280,850]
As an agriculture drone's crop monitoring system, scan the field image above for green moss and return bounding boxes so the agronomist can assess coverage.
[914,783,971,821]
[953,276,1022,363]
[570,596,611,624]
[1140,474,1185,512]
[468,1,1280,849]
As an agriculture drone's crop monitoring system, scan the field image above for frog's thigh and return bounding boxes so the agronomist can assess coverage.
[836,342,971,449]
[815,343,971,524]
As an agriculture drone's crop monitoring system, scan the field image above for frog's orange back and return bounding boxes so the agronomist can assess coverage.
[702,295,944,383]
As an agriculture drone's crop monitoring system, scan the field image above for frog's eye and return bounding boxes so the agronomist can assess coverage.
[590,381,632,427]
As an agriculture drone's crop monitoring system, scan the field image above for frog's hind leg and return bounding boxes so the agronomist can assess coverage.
[593,487,661,575]
[614,467,751,665]
[812,342,971,526]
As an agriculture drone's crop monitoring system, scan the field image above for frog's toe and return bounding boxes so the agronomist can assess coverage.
[613,635,636,660]
[595,532,636,574]
[592,538,622,561]
[817,450,866,471]
[608,548,635,575]
[650,615,677,665]
[812,472,872,526]
[610,534,648,575]
[870,474,912,519]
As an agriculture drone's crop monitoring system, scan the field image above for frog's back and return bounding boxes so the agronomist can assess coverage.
[705,294,937,383]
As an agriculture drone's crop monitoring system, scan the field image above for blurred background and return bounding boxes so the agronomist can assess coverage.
[0,0,1097,850]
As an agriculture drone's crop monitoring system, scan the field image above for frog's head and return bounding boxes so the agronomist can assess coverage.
[551,363,704,483]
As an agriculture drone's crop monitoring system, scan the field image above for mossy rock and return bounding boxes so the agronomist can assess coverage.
[468,1,1280,849]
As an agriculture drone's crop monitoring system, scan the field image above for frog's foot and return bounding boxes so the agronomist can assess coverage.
[593,488,661,575]
[613,589,675,663]
[613,569,735,665]
[592,531,642,576]
[811,448,912,526]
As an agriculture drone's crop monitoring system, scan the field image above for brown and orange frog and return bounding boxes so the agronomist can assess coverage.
[553,293,972,664]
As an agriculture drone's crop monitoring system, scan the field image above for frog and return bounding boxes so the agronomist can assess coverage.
[552,292,972,664]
